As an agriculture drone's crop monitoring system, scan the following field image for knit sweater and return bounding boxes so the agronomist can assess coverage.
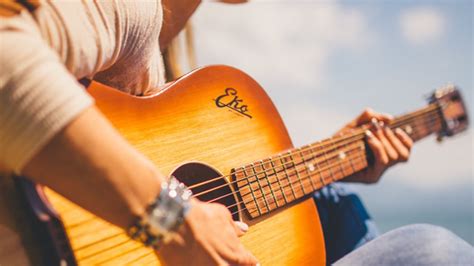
[0,1,165,173]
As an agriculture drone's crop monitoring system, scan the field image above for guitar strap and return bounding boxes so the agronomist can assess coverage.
[0,0,39,17]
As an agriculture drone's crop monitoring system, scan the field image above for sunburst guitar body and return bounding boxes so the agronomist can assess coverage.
[1,65,326,265]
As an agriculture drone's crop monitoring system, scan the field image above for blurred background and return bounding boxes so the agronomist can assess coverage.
[191,1,473,244]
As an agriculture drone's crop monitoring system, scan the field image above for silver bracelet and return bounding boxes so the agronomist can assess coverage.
[128,177,192,249]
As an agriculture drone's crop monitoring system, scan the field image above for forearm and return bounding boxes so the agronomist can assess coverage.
[22,106,164,229]
[160,0,201,50]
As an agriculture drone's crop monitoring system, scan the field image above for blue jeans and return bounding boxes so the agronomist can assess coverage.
[314,184,474,265]
[313,183,379,264]
[334,224,474,265]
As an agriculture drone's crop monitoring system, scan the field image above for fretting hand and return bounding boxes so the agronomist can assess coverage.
[338,108,414,184]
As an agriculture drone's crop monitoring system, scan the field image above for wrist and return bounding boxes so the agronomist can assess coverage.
[128,177,193,249]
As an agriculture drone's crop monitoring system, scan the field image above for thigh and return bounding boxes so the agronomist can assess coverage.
[334,224,474,266]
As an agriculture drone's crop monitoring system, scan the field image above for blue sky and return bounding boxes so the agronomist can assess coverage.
[192,0,473,243]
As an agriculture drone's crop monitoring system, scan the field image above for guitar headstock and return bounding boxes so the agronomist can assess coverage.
[429,85,469,139]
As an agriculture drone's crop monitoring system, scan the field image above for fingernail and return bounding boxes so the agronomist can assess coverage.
[235,221,249,232]
[365,130,374,138]
[379,121,385,127]
[395,128,404,134]
[385,114,394,120]
[371,118,380,130]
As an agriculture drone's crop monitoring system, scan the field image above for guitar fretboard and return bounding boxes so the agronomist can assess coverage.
[234,104,443,218]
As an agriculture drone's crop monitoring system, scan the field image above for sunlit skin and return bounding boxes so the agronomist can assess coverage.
[19,1,413,265]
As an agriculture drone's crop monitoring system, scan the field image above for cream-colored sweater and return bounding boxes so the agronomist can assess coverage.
[0,1,165,173]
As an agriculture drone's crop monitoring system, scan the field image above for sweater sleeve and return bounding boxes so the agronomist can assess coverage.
[0,30,93,174]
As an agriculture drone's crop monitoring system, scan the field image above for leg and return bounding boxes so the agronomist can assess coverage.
[334,224,474,266]
[314,183,379,264]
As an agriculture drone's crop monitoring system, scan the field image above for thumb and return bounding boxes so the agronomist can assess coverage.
[234,221,249,236]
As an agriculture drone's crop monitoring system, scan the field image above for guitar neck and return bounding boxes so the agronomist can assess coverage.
[234,104,443,218]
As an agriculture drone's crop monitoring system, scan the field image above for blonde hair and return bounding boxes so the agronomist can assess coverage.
[162,24,197,81]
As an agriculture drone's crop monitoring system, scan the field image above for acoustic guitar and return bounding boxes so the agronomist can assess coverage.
[0,65,469,265]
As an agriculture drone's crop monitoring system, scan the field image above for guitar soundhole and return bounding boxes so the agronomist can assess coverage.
[172,162,240,221]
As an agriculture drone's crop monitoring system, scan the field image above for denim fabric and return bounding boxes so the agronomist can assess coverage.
[313,183,379,265]
[334,224,474,266]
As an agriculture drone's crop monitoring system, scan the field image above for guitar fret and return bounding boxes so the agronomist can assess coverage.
[423,115,433,135]
[320,141,337,182]
[242,167,262,216]
[344,141,357,175]
[288,152,306,195]
[250,163,270,212]
[357,141,369,170]
[348,141,366,175]
[269,158,288,204]
[258,160,278,209]
[332,138,348,178]
[413,119,423,141]
[309,145,326,186]
[280,156,297,200]
[298,147,316,191]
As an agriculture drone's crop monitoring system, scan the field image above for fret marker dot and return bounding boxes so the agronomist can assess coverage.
[339,152,346,160]
[405,125,413,134]
[307,163,315,172]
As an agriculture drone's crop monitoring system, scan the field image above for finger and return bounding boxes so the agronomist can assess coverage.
[244,249,259,266]
[377,113,394,124]
[356,108,394,126]
[356,108,377,125]
[228,245,258,266]
[365,130,389,166]
[336,127,355,136]
[237,248,259,266]
[218,204,245,237]
[395,128,414,150]
[384,127,410,162]
[234,221,249,237]
[372,119,398,161]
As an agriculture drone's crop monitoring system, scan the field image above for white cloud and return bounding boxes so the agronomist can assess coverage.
[399,7,445,45]
[193,1,373,90]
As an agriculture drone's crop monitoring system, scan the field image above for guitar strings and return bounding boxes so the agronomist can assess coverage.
[229,112,442,217]
[188,108,441,204]
[223,111,442,217]
[224,112,438,217]
[196,110,436,216]
[217,145,366,213]
[193,132,367,198]
[186,104,440,192]
[211,143,365,204]
[188,106,441,200]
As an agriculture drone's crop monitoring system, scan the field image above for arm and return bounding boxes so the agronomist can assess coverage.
[23,106,257,266]
[159,0,248,51]
[22,106,162,228]
[1,29,257,266]
[160,0,201,51]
